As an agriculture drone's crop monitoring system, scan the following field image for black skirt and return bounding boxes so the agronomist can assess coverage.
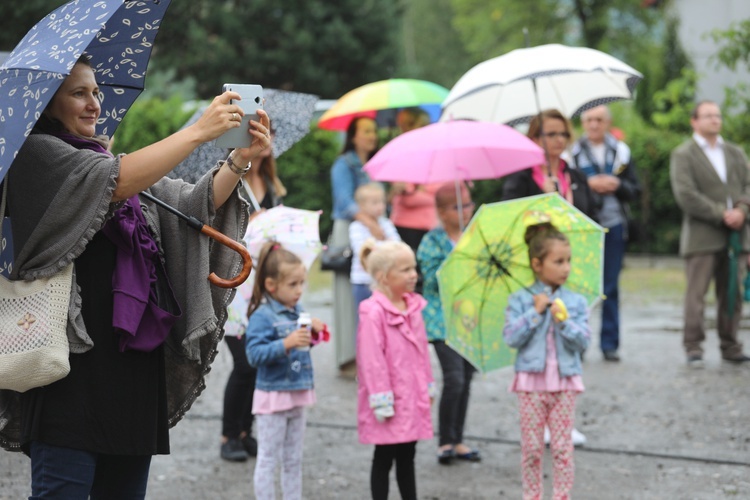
[21,231,170,456]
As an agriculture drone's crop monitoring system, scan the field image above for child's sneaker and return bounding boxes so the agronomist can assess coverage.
[543,427,587,447]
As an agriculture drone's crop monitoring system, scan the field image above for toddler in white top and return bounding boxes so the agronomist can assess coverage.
[349,183,401,312]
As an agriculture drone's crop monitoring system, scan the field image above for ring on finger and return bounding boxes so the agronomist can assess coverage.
[232,112,239,121]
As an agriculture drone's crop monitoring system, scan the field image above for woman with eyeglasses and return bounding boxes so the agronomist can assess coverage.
[501,109,598,220]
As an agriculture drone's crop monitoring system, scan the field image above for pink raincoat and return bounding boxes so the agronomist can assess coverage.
[356,291,434,445]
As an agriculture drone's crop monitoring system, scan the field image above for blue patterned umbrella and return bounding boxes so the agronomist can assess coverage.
[0,0,172,180]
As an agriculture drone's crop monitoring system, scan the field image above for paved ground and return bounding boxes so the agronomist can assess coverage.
[2,257,750,499]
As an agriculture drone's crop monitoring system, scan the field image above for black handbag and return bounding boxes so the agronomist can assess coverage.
[320,244,353,273]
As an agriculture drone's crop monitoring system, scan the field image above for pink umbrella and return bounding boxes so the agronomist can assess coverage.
[363,120,545,184]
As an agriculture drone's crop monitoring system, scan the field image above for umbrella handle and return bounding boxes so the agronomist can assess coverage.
[200,225,253,288]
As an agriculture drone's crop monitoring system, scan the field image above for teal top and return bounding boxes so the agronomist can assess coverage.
[416,227,455,342]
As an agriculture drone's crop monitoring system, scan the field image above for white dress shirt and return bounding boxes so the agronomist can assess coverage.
[693,133,730,208]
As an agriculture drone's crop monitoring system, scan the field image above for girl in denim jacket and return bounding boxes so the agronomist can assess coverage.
[503,223,590,500]
[246,241,328,500]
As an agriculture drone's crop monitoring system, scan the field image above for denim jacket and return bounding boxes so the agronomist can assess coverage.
[245,296,314,391]
[503,281,590,377]
[330,151,371,220]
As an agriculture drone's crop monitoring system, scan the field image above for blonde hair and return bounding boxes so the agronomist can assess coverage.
[354,182,385,205]
[360,240,414,282]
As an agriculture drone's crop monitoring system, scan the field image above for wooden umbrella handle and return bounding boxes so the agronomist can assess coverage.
[200,224,253,288]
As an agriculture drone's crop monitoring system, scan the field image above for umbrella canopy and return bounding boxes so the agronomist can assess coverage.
[438,193,605,372]
[225,205,323,336]
[441,44,643,126]
[0,0,171,179]
[317,78,449,131]
[170,89,319,184]
[363,120,545,184]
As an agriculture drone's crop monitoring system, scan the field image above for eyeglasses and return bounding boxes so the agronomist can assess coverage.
[540,132,571,139]
[697,113,722,120]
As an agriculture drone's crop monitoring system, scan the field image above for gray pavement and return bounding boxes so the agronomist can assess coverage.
[2,256,750,499]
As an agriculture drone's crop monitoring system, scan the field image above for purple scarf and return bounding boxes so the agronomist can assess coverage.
[55,132,182,352]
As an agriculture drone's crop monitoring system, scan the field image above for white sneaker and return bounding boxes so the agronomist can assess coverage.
[571,427,587,446]
[543,426,586,447]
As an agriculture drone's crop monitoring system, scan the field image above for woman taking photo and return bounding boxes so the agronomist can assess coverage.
[0,54,271,498]
[329,116,380,373]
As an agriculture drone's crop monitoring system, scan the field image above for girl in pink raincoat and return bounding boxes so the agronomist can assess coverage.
[356,240,436,500]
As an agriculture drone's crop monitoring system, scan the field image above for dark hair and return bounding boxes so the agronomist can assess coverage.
[527,109,573,143]
[247,241,303,316]
[691,100,718,119]
[341,116,378,158]
[256,154,287,197]
[524,222,569,267]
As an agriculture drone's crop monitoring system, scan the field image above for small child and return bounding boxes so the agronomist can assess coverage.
[349,183,401,311]
[356,241,435,500]
[503,222,590,500]
[246,241,328,500]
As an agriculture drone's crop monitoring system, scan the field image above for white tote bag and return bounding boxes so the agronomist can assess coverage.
[0,181,72,392]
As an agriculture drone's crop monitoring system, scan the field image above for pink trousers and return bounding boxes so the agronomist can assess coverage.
[517,391,577,500]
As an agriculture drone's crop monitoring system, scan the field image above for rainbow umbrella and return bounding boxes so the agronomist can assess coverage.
[317,78,449,131]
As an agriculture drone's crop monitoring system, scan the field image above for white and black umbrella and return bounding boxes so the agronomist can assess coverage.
[441,44,643,126]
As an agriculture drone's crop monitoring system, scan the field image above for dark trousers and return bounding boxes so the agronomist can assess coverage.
[601,223,625,352]
[222,334,257,439]
[684,251,745,358]
[370,441,417,500]
[433,340,475,446]
[30,441,151,499]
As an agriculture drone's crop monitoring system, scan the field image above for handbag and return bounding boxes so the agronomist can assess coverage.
[320,242,353,273]
[0,180,72,392]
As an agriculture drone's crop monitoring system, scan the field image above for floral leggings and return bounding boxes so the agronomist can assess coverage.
[253,407,306,500]
[517,391,577,500]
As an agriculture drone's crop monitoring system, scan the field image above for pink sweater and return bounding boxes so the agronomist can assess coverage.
[389,183,440,231]
[509,324,584,393]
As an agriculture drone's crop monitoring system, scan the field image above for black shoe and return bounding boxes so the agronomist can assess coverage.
[603,350,620,362]
[221,439,249,462]
[437,448,455,465]
[455,449,482,462]
[722,354,750,364]
[241,435,258,457]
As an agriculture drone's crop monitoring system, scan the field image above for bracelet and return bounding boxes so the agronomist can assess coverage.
[222,153,251,175]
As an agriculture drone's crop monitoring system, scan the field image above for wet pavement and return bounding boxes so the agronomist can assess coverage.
[2,257,750,499]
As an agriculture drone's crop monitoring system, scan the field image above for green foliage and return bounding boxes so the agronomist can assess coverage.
[276,128,342,239]
[711,19,750,71]
[721,84,750,154]
[152,0,404,99]
[398,0,472,87]
[614,106,685,254]
[110,96,197,155]
[651,68,696,135]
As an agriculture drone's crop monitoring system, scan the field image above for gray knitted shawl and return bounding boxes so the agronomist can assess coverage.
[0,134,249,451]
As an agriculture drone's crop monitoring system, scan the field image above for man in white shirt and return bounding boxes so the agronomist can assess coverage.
[670,101,750,368]
[570,105,641,362]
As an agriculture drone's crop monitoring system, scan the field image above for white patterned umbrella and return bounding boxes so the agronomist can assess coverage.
[0,0,172,180]
[441,44,642,126]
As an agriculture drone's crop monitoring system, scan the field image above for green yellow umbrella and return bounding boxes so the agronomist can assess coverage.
[438,193,605,372]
